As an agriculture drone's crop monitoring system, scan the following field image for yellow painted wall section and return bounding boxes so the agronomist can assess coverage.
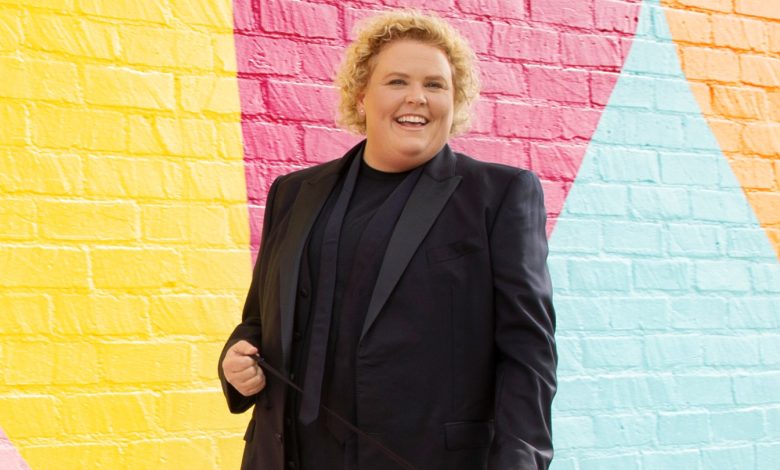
[0,0,249,467]
[662,0,780,259]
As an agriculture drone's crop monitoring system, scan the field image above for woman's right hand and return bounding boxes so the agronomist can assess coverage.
[222,340,266,397]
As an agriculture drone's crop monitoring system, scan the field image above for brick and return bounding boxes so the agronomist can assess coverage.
[669,296,728,330]
[703,445,756,468]
[546,256,570,291]
[528,143,583,182]
[629,186,690,219]
[712,14,768,51]
[604,222,662,255]
[562,33,623,68]
[217,436,245,470]
[736,0,780,20]
[160,389,246,431]
[478,60,525,97]
[260,0,339,39]
[184,249,252,290]
[0,8,22,52]
[125,438,218,469]
[383,0,454,11]
[91,248,182,289]
[766,408,780,437]
[690,189,750,223]
[5,342,54,385]
[0,102,26,145]
[681,46,740,82]
[729,297,780,328]
[85,65,175,110]
[31,104,126,151]
[568,258,631,291]
[677,0,732,12]
[759,335,780,365]
[735,372,780,404]
[494,101,562,139]
[758,443,780,470]
[142,204,231,245]
[215,32,237,73]
[235,35,300,76]
[708,118,743,152]
[580,454,638,470]
[0,57,81,102]
[170,0,232,27]
[184,161,248,202]
[24,14,120,59]
[582,336,643,368]
[134,116,216,157]
[712,85,768,119]
[266,80,338,123]
[78,0,169,23]
[551,296,610,330]
[448,17,491,55]
[596,146,659,182]
[227,204,251,246]
[457,0,524,20]
[525,65,589,105]
[642,450,702,469]
[750,189,780,224]
[301,43,343,81]
[633,260,690,291]
[658,411,710,444]
[37,200,139,241]
[302,125,360,164]
[61,392,156,434]
[0,395,62,438]
[740,54,780,87]
[53,343,99,384]
[703,335,760,365]
[119,26,213,70]
[492,24,559,62]
[0,246,88,288]
[151,296,238,336]
[552,416,595,449]
[595,0,640,34]
[85,156,184,199]
[52,294,150,336]
[663,8,712,43]
[770,91,780,120]
[101,342,191,383]
[0,198,35,240]
[750,263,780,293]
[672,373,734,405]
[179,76,240,114]
[243,121,299,161]
[0,149,83,195]
[531,0,593,28]
[599,73,654,108]
[687,80,713,114]
[710,409,765,441]
[742,123,780,155]
[193,341,230,380]
[771,23,780,53]
[216,122,244,161]
[659,152,720,186]
[695,260,751,292]
[608,297,670,330]
[727,226,780,258]
[0,294,50,334]
[565,183,628,216]
[24,443,122,469]
[232,0,256,31]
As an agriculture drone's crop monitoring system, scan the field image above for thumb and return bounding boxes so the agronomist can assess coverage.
[232,340,259,356]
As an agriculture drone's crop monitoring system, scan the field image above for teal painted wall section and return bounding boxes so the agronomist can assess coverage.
[549,1,780,468]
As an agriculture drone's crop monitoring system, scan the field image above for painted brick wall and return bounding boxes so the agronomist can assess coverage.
[0,0,778,469]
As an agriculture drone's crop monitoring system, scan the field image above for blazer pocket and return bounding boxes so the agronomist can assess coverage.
[427,237,482,265]
[444,420,494,450]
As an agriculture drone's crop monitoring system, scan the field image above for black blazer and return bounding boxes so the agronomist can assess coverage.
[219,141,557,470]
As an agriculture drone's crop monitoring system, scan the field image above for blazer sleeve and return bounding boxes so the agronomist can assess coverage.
[488,170,557,469]
[218,176,281,414]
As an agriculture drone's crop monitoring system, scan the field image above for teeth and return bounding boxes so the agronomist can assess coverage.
[396,115,427,124]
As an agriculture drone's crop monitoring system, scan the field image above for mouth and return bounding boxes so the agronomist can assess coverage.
[394,114,429,128]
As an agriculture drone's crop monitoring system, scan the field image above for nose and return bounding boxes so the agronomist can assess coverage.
[406,86,427,105]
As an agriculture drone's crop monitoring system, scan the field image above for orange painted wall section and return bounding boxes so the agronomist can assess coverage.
[0,0,249,467]
[662,0,780,258]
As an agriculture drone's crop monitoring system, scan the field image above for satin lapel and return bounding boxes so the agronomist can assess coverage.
[360,170,461,341]
[277,174,338,370]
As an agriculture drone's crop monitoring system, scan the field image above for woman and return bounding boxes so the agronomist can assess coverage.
[219,9,556,470]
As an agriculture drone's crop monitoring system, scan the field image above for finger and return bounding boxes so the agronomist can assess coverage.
[230,340,259,357]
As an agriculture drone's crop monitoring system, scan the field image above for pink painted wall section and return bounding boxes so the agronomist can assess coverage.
[0,428,30,470]
[232,0,642,250]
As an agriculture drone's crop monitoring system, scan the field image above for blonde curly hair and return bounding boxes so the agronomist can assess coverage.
[335,9,480,136]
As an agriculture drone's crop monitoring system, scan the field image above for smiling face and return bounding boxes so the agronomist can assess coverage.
[359,39,455,172]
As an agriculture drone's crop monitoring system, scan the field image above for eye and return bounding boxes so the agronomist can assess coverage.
[388,79,406,85]
[426,81,445,89]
